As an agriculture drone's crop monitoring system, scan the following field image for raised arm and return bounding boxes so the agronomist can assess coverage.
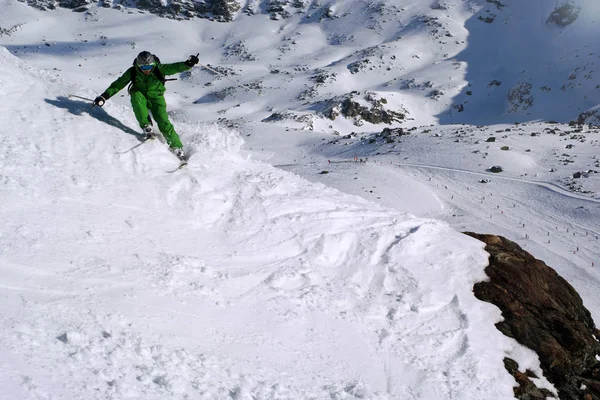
[158,54,199,76]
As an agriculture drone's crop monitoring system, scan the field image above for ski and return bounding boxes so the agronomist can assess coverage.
[165,147,188,173]
[115,134,187,172]
[166,159,188,173]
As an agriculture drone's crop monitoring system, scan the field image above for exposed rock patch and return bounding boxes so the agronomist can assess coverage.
[508,81,534,113]
[547,2,580,27]
[320,92,406,126]
[465,233,600,400]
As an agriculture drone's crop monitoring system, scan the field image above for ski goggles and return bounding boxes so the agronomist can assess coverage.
[138,63,155,71]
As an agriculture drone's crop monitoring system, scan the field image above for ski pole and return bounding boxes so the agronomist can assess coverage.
[199,63,262,95]
[68,94,95,102]
[68,94,99,109]
[68,94,96,109]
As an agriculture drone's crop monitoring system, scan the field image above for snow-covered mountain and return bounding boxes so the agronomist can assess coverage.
[2,0,600,398]
[5,0,600,130]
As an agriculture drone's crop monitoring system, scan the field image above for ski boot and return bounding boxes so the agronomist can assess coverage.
[172,147,187,162]
[143,124,155,140]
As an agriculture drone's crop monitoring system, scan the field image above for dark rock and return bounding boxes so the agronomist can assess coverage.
[547,3,580,27]
[18,0,241,20]
[427,89,444,100]
[266,0,292,19]
[347,59,370,74]
[577,110,600,127]
[504,358,555,399]
[320,93,406,125]
[488,165,503,173]
[573,171,597,179]
[381,127,409,136]
[465,233,600,400]
[487,0,506,10]
[56,333,68,343]
[508,81,534,112]
[208,0,241,22]
[478,15,495,23]
[431,1,449,10]
[339,98,403,124]
[486,137,496,142]
[58,0,89,8]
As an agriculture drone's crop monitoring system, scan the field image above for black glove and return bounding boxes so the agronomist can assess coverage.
[94,95,106,107]
[185,54,199,67]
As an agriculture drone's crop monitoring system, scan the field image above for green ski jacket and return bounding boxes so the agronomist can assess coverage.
[102,62,191,100]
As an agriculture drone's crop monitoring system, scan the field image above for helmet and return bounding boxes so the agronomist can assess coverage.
[135,51,156,66]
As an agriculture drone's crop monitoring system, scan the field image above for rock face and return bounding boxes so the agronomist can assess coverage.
[465,233,600,400]
[17,0,241,21]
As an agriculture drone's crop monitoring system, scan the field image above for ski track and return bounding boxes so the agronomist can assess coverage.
[398,162,600,206]
[396,164,600,320]
[267,136,600,322]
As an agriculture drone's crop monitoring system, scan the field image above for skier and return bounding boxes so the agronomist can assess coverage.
[93,51,199,161]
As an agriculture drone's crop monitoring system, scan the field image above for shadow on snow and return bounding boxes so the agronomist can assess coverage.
[45,96,144,141]
[435,1,600,126]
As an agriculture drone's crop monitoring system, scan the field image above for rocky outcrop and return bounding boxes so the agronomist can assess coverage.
[507,81,534,113]
[320,92,406,126]
[577,109,600,127]
[261,91,408,131]
[547,2,580,27]
[17,0,241,21]
[465,233,600,400]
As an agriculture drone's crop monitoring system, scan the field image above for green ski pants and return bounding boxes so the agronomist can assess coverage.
[130,91,183,149]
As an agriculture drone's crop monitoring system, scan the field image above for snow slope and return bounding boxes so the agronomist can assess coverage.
[0,47,557,399]
[3,0,600,398]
